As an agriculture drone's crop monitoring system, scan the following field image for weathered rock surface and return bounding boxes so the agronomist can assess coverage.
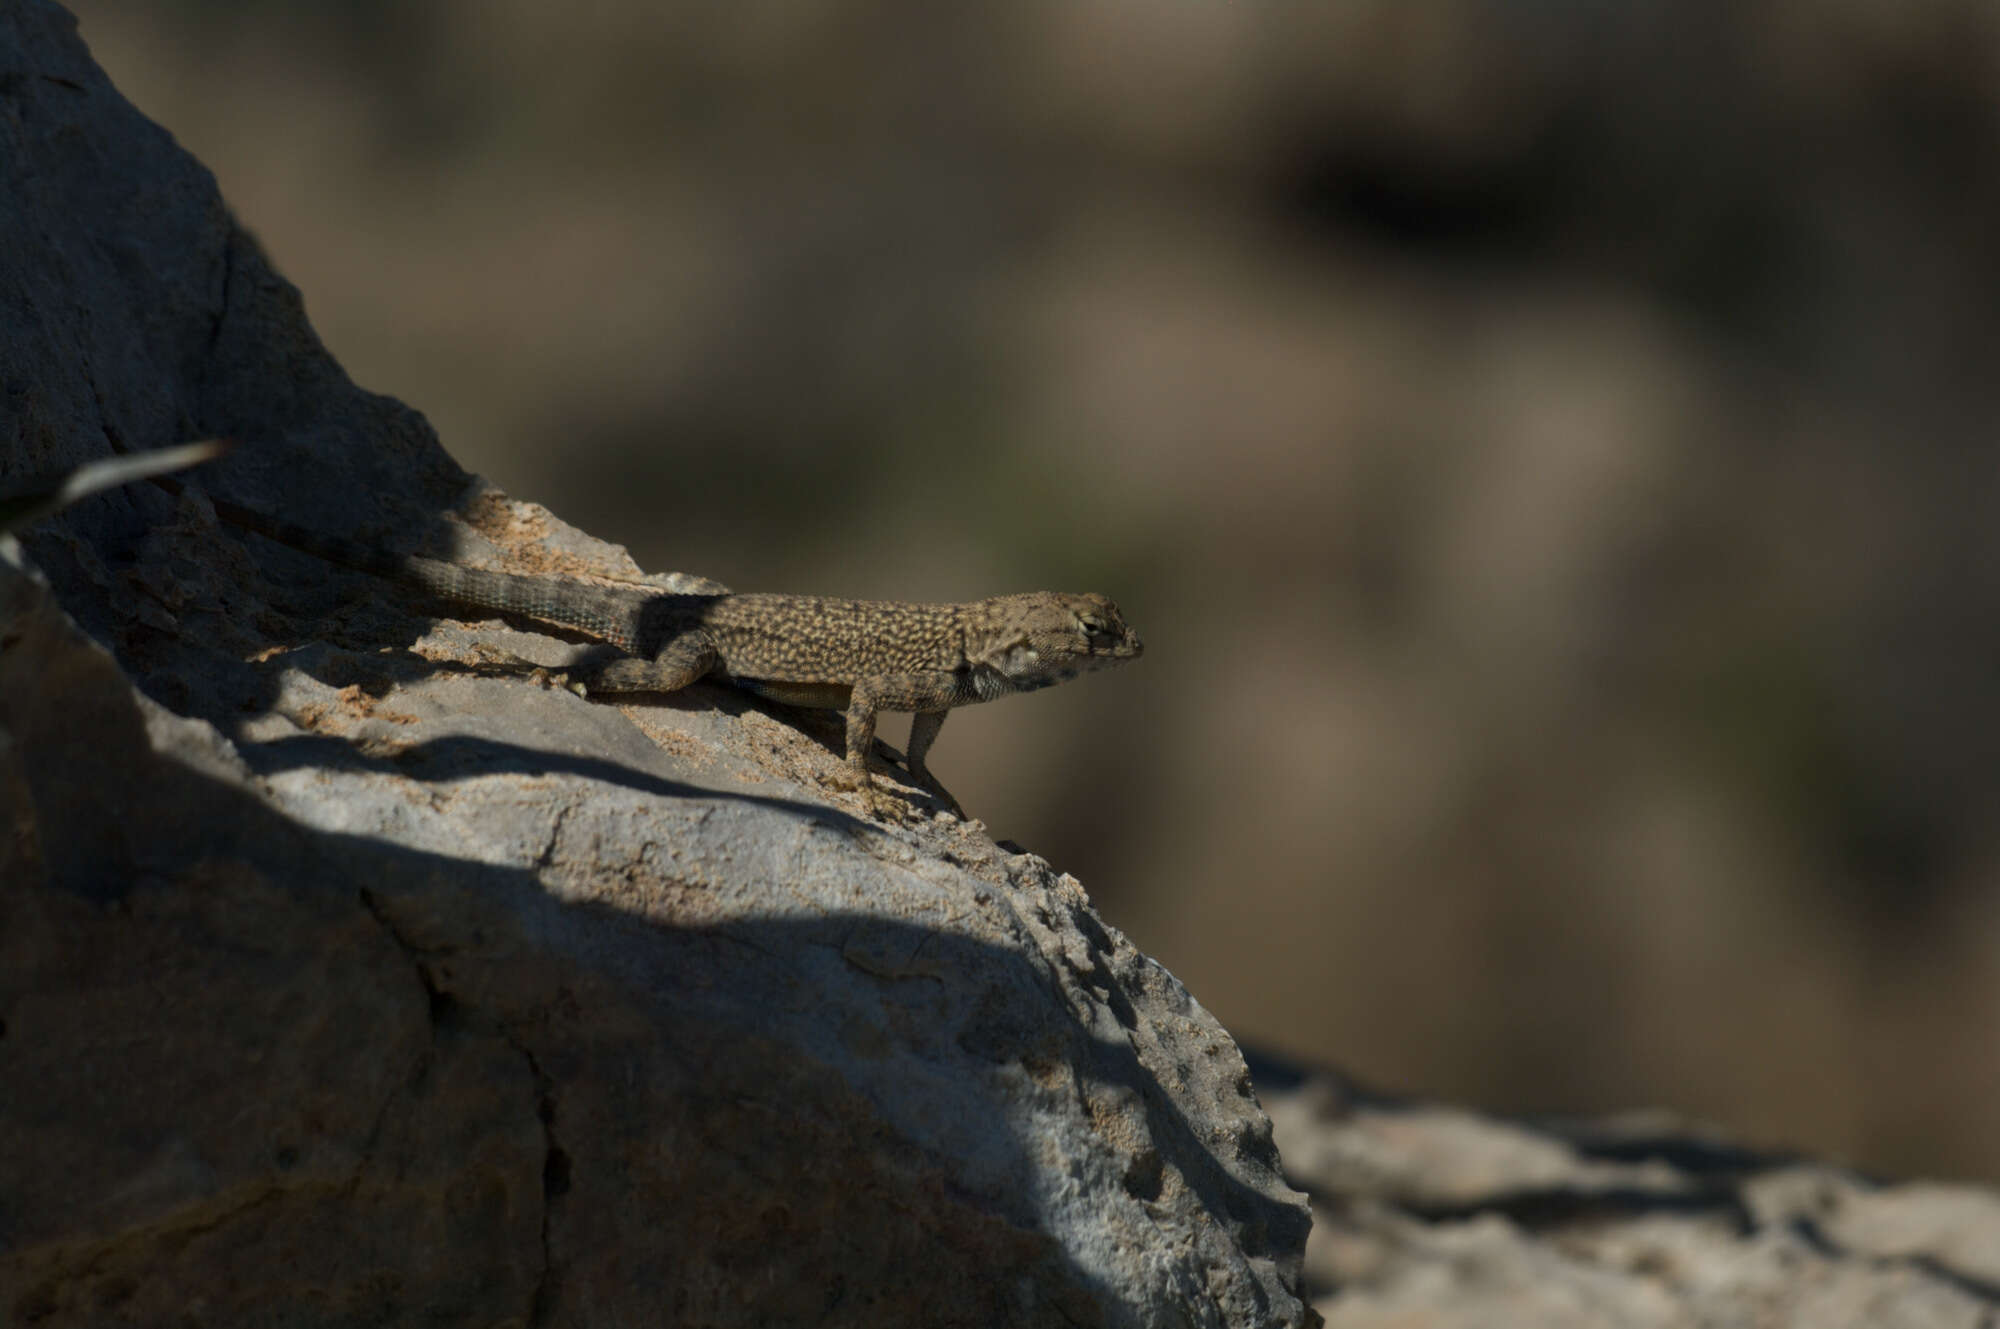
[0,5,1315,1326]
[1257,1060,2000,1328]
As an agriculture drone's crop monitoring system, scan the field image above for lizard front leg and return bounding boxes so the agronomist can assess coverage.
[904,709,964,817]
[843,672,966,816]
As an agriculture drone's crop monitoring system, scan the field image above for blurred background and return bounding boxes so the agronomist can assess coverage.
[70,1,2000,1182]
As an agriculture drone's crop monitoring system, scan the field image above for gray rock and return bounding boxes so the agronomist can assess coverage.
[0,4,1314,1325]
[1261,1066,2000,1328]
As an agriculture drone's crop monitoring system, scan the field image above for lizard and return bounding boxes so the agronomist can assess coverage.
[168,480,1144,817]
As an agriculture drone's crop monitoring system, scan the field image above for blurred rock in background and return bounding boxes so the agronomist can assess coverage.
[72,0,2000,1182]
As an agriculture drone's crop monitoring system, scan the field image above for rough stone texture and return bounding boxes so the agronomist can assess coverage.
[1257,1061,2000,1327]
[0,5,1315,1326]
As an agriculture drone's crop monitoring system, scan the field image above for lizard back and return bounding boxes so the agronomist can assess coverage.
[700,594,967,683]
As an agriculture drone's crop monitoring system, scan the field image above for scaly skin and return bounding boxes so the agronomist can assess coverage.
[202,494,1143,816]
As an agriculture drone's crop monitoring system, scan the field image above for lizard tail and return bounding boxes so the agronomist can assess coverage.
[152,453,655,654]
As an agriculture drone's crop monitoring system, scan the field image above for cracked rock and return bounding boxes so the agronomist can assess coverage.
[0,4,1313,1325]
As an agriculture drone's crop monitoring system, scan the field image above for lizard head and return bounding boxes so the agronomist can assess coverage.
[971,591,1144,694]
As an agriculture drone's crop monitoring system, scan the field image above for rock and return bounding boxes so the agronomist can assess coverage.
[1257,1060,2000,1328]
[0,4,1315,1325]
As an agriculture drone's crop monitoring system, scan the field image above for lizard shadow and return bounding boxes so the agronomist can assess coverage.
[187,607,939,820]
[164,625,940,824]
[239,727,872,829]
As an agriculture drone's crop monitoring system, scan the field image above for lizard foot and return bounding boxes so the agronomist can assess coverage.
[822,765,927,822]
[470,647,589,696]
[833,778,897,821]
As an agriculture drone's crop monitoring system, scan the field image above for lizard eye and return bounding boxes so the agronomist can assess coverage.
[1078,615,1115,640]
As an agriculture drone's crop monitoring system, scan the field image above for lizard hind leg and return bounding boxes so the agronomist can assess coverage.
[570,634,718,695]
